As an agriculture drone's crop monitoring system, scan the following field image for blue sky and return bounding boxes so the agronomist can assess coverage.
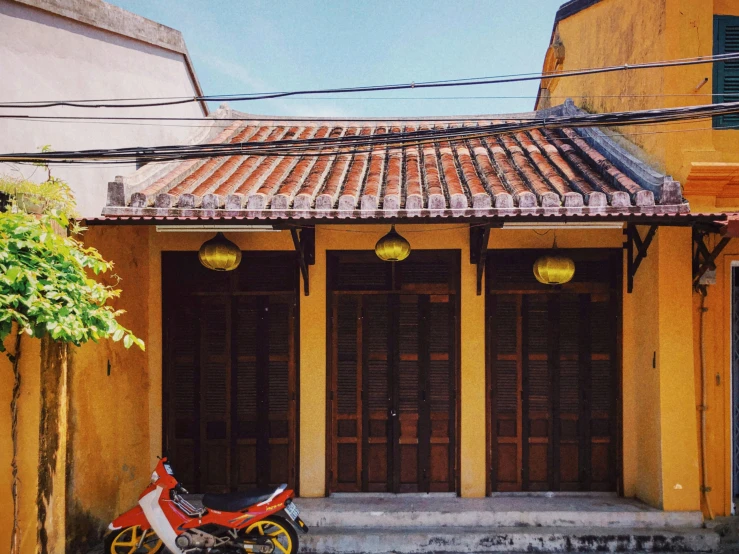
[110,0,564,118]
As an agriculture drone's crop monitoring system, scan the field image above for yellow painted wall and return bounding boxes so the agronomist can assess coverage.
[65,225,152,552]
[0,334,41,554]
[618,226,701,510]
[541,0,739,206]
[625,228,663,506]
[656,227,701,510]
[696,236,739,518]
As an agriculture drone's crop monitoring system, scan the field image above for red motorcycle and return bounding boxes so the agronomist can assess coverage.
[104,458,307,554]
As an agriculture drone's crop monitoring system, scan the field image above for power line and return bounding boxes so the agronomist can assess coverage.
[1,53,738,110]
[3,100,739,165]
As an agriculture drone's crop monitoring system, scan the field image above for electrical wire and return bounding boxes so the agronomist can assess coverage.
[3,100,739,165]
[1,52,738,109]
[2,114,735,140]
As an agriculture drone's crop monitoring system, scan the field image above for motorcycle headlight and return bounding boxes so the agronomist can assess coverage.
[150,471,159,484]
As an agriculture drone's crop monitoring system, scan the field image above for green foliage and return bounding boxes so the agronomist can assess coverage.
[0,174,144,354]
[0,174,78,220]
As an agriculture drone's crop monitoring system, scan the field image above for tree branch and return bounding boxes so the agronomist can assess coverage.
[9,330,22,554]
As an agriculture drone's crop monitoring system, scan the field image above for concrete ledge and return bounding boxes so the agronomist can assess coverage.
[301,526,719,553]
[297,496,704,530]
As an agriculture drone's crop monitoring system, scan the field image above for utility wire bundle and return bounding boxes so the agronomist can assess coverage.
[0,52,738,109]
[2,100,739,165]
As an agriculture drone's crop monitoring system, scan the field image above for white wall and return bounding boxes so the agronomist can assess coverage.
[0,0,206,217]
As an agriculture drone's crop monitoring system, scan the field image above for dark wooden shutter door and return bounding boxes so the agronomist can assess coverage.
[363,295,391,492]
[486,249,622,492]
[333,294,361,491]
[200,297,231,493]
[488,271,619,493]
[234,297,259,490]
[329,253,458,494]
[397,295,421,492]
[267,296,296,487]
[427,295,456,492]
[714,16,739,128]
[589,294,619,491]
[166,302,200,490]
[163,253,297,494]
[489,295,522,492]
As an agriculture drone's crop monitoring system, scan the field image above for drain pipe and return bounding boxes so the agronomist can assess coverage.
[699,291,715,520]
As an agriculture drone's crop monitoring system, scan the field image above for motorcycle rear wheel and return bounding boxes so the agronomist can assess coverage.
[246,516,299,554]
[104,525,164,554]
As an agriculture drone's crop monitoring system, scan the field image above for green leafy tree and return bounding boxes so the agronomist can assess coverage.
[0,171,143,554]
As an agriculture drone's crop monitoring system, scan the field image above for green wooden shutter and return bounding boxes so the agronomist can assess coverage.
[714,16,739,129]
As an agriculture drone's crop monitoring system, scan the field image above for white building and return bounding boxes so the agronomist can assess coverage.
[0,0,208,217]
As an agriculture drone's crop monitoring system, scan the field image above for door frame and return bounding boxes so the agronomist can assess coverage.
[484,248,623,495]
[324,250,462,494]
[161,251,301,493]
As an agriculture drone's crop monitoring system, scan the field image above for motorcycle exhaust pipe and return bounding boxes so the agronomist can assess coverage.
[242,544,274,554]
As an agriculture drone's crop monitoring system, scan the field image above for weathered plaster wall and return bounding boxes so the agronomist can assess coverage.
[0,0,206,217]
[542,0,739,210]
[0,334,42,554]
[65,225,151,553]
[541,0,668,171]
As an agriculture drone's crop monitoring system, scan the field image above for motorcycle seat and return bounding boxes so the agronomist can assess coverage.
[202,487,280,512]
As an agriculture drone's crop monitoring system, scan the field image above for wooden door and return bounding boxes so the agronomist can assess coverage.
[487,250,620,493]
[329,252,458,493]
[163,253,297,493]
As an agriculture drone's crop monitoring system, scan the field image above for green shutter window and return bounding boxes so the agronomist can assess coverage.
[714,16,739,129]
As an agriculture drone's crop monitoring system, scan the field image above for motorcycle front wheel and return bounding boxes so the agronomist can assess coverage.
[246,516,299,554]
[104,525,164,554]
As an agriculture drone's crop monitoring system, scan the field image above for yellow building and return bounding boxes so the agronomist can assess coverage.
[3,100,733,552]
[4,2,739,551]
[536,0,739,520]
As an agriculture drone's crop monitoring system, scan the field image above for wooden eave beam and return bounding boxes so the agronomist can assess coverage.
[290,227,315,295]
[470,225,491,295]
[624,223,658,294]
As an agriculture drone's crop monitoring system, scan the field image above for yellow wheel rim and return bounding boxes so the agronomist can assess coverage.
[246,519,293,554]
[109,525,162,554]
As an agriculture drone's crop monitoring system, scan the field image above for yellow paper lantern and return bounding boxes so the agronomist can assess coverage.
[375,225,411,262]
[198,232,242,271]
[533,253,575,285]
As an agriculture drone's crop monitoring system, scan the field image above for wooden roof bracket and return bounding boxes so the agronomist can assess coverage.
[470,225,492,295]
[290,227,315,296]
[624,223,658,293]
[693,228,731,292]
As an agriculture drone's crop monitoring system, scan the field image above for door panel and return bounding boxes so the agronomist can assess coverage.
[163,253,297,494]
[364,294,390,492]
[487,250,620,494]
[329,252,458,494]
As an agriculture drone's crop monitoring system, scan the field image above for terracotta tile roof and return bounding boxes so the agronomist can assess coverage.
[103,109,689,221]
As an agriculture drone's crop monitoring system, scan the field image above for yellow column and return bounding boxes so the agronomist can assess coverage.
[299,234,327,497]
[625,226,701,510]
[657,227,701,511]
[460,241,487,497]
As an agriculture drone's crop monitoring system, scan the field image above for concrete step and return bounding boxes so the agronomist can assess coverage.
[300,526,720,553]
[296,496,704,530]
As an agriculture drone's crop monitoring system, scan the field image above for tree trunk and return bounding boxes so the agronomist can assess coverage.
[9,331,22,554]
[37,338,68,554]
